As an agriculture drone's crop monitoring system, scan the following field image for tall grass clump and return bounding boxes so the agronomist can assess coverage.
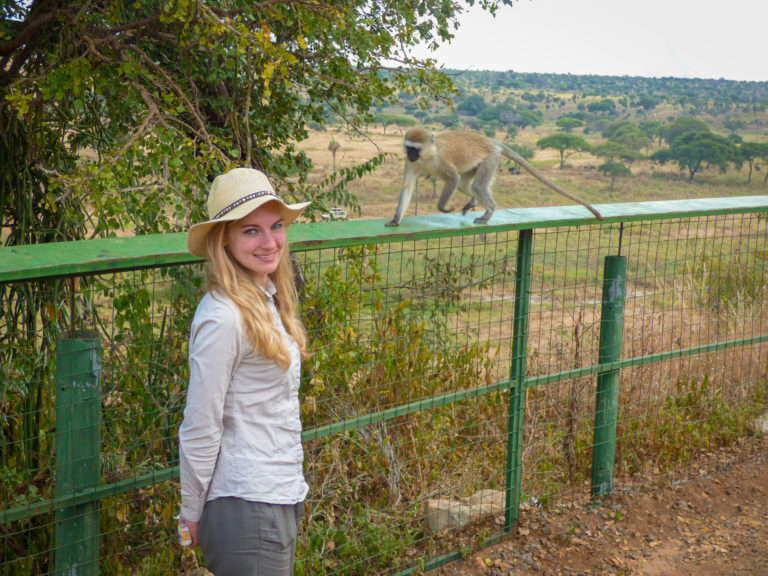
[692,249,767,310]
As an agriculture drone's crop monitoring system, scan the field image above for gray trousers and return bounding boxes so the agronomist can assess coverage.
[198,498,304,576]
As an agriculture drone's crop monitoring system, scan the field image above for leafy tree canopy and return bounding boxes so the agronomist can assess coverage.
[652,130,736,181]
[638,119,663,143]
[592,142,643,164]
[0,0,514,245]
[586,99,617,115]
[738,141,768,184]
[456,94,487,116]
[598,161,632,178]
[477,103,513,123]
[602,121,649,152]
[601,120,635,140]
[511,108,543,129]
[504,141,535,161]
[598,160,632,191]
[555,117,585,133]
[537,133,591,169]
[373,114,415,134]
[433,112,461,128]
[661,116,710,146]
[739,142,768,163]
[632,93,662,110]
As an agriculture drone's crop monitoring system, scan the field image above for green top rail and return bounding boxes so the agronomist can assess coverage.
[1,195,767,284]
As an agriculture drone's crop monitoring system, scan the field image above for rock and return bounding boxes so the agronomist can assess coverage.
[748,413,768,435]
[466,489,506,516]
[424,498,472,535]
[425,490,506,535]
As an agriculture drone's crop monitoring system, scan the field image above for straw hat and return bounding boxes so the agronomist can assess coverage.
[187,168,310,258]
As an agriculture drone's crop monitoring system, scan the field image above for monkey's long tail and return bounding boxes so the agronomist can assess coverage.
[499,144,604,220]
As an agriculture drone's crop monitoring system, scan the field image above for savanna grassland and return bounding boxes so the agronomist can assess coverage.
[297,123,764,225]
[295,72,767,219]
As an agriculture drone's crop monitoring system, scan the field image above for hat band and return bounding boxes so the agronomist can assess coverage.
[212,190,279,220]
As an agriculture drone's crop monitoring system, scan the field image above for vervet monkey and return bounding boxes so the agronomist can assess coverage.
[385,128,603,226]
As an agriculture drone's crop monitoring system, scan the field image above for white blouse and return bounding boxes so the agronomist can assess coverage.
[178,282,308,523]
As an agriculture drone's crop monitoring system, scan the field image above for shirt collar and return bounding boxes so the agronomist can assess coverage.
[258,278,277,299]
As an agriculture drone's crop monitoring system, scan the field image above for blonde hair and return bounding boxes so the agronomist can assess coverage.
[204,223,308,369]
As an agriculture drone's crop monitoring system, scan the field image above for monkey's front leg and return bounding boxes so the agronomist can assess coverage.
[386,191,408,226]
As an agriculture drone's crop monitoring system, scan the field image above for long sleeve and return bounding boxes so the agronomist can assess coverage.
[178,294,242,522]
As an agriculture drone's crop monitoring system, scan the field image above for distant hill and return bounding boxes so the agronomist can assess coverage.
[442,70,768,104]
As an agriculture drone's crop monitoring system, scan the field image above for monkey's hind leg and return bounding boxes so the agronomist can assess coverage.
[474,210,495,224]
[467,150,499,224]
[470,170,497,224]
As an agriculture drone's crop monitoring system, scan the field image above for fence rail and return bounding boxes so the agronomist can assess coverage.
[1,196,767,575]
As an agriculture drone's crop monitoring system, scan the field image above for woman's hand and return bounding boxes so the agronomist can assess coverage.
[178,516,200,548]
[187,519,200,548]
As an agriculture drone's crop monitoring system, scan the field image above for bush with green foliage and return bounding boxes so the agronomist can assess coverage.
[296,246,502,574]
[457,94,487,116]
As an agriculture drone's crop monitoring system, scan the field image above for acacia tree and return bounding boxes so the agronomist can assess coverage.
[555,116,585,133]
[537,133,592,169]
[639,119,663,151]
[652,131,737,181]
[602,121,650,154]
[598,161,632,192]
[739,142,768,184]
[373,113,415,135]
[1,0,515,245]
[661,116,710,146]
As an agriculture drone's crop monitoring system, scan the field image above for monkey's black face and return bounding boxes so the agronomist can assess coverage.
[405,145,421,162]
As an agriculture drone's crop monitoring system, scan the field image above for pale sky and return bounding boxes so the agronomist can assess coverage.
[413,0,767,82]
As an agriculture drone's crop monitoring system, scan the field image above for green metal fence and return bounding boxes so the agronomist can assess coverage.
[1,196,767,575]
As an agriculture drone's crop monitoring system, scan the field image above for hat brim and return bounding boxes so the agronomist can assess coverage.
[187,197,310,258]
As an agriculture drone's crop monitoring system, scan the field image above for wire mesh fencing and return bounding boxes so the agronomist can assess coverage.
[1,198,767,575]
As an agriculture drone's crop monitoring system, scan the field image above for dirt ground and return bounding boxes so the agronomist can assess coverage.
[431,436,768,576]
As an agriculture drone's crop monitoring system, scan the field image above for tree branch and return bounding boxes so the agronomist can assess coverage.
[0,0,57,57]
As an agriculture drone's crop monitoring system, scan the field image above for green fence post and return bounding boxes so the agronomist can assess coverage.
[590,255,627,499]
[505,229,533,531]
[55,330,102,576]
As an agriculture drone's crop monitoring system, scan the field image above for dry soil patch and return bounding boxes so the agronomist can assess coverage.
[432,437,768,576]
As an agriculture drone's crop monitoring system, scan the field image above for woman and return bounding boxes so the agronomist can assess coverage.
[178,167,310,575]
